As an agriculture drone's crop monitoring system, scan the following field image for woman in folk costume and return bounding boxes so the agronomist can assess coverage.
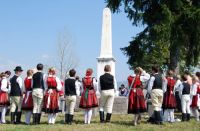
[21,69,34,125]
[79,68,98,124]
[42,67,62,124]
[190,76,200,121]
[162,70,177,122]
[128,67,150,126]
[0,71,11,124]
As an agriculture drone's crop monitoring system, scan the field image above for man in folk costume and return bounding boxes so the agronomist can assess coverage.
[162,70,177,122]
[64,69,80,125]
[180,75,191,121]
[32,63,47,125]
[10,66,23,124]
[79,68,98,124]
[127,67,150,126]
[148,66,164,125]
[190,76,200,121]
[0,71,11,123]
[43,67,62,124]
[21,69,34,125]
[99,65,117,123]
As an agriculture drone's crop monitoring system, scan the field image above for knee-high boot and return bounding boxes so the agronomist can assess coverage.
[10,112,15,124]
[106,113,112,123]
[99,111,104,123]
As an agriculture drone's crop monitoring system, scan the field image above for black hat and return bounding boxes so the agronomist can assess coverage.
[14,66,23,72]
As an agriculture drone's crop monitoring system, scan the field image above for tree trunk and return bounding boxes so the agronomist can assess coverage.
[169,47,180,74]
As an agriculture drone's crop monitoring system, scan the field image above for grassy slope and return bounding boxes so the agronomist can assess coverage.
[0,114,200,131]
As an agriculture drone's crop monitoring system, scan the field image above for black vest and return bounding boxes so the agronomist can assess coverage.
[32,72,44,89]
[152,74,163,90]
[65,78,76,96]
[182,82,190,95]
[10,75,21,96]
[100,73,114,90]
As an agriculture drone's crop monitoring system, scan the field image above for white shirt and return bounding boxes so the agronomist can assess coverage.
[0,77,11,93]
[147,73,164,93]
[66,77,82,96]
[162,77,177,93]
[179,81,189,96]
[190,82,199,96]
[55,76,62,91]
[98,73,118,93]
[75,80,82,96]
[31,71,47,90]
[16,75,23,90]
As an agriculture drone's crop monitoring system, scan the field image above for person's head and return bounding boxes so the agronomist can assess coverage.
[86,68,93,76]
[152,65,159,74]
[121,84,125,88]
[134,67,142,75]
[184,70,190,76]
[0,72,6,78]
[69,69,76,77]
[181,75,187,82]
[104,65,111,73]
[167,70,174,77]
[192,75,199,84]
[75,76,80,80]
[5,70,11,78]
[37,63,43,71]
[14,66,23,75]
[27,69,33,77]
[48,67,56,75]
[174,75,181,81]
[196,72,200,80]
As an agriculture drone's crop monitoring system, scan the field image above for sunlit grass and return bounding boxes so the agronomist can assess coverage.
[0,113,200,131]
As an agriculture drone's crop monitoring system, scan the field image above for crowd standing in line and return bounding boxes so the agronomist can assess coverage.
[0,63,200,126]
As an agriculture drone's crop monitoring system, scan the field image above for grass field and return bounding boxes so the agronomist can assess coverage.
[0,114,200,131]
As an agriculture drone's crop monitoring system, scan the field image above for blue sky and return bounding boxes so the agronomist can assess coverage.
[0,0,144,81]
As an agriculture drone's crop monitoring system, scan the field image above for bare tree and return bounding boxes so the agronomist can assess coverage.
[56,30,78,80]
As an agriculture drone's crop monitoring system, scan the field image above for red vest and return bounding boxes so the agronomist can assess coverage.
[24,77,32,91]
[47,77,57,89]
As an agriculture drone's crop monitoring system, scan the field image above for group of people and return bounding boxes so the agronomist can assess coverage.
[127,66,200,126]
[0,63,117,125]
[0,63,200,126]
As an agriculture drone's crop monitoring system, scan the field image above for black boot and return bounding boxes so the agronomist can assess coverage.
[32,113,37,125]
[182,113,187,121]
[68,114,73,125]
[65,114,69,124]
[106,113,112,123]
[154,111,162,125]
[15,112,22,124]
[186,113,190,121]
[37,113,41,124]
[99,111,104,123]
[10,112,15,124]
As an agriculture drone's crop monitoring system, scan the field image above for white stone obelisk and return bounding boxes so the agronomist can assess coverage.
[97,8,116,80]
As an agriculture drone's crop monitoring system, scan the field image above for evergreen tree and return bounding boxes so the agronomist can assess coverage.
[105,0,200,71]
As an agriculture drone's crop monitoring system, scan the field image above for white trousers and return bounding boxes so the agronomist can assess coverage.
[191,108,199,121]
[100,89,115,113]
[48,113,57,124]
[1,107,7,123]
[84,109,92,124]
[25,111,32,124]
[32,89,44,113]
[65,95,76,115]
[163,109,175,122]
[181,95,191,114]
[10,96,22,112]
[151,89,163,111]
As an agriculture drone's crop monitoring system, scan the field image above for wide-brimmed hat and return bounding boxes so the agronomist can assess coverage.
[14,66,23,72]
